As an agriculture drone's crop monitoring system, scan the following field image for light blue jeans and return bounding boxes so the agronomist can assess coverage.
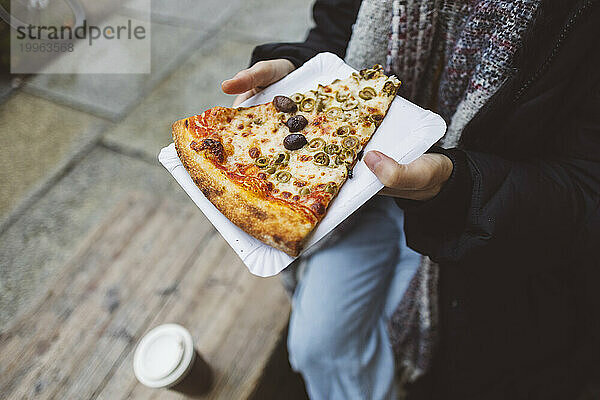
[288,196,421,400]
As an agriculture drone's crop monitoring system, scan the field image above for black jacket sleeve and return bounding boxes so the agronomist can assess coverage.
[400,89,600,270]
[399,1,600,272]
[250,0,362,68]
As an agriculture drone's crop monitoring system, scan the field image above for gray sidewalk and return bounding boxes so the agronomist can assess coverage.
[0,0,313,328]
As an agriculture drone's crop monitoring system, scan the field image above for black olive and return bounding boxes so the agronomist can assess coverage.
[286,115,308,132]
[273,95,298,113]
[283,133,308,150]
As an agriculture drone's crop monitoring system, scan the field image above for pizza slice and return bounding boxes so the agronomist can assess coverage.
[173,64,400,256]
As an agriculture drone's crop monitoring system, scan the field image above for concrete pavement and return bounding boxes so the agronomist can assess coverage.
[0,0,314,328]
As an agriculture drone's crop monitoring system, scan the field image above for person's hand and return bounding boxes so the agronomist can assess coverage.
[364,151,453,201]
[222,59,295,106]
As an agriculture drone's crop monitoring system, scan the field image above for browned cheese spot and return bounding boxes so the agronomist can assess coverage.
[190,138,225,163]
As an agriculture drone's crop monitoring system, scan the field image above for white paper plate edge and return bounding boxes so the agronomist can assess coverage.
[158,52,447,277]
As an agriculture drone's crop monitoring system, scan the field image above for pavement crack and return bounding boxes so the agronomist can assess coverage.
[98,139,158,165]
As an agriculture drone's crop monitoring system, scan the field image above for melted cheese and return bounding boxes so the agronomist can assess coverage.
[196,68,400,212]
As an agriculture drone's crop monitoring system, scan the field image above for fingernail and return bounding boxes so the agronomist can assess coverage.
[364,151,383,171]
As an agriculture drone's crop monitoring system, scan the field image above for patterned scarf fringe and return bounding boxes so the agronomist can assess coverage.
[347,0,541,381]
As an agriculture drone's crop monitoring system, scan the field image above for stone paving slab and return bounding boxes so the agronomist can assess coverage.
[22,17,208,121]
[222,0,313,43]
[102,0,314,159]
[0,92,106,220]
[0,0,313,358]
[102,32,260,159]
[0,76,15,104]
[76,0,126,20]
[0,147,189,328]
[124,0,244,30]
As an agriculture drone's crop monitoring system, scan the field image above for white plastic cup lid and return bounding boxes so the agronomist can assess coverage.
[133,324,196,388]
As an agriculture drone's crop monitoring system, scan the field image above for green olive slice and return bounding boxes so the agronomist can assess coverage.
[313,152,330,166]
[335,125,351,137]
[273,152,290,165]
[335,149,355,165]
[341,135,359,149]
[343,110,357,121]
[336,91,349,102]
[382,81,397,96]
[341,98,359,110]
[324,143,341,154]
[307,138,325,152]
[359,87,377,100]
[325,182,338,194]
[325,107,343,120]
[276,171,291,183]
[300,98,315,112]
[265,166,277,174]
[300,187,311,196]
[255,156,269,168]
[291,93,304,103]
[315,99,327,113]
[341,148,355,162]
[359,68,377,80]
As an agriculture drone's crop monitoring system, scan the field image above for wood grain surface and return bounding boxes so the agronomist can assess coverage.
[0,192,291,400]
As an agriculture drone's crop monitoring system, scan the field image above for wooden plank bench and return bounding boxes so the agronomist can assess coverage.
[0,192,292,399]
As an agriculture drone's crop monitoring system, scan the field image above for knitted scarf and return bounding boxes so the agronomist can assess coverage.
[345,0,541,381]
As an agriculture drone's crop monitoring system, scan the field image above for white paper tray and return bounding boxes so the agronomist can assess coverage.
[159,52,446,277]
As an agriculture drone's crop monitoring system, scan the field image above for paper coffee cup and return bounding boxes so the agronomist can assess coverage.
[133,324,212,396]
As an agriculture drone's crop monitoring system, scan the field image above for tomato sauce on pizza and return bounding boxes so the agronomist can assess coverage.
[173,65,400,256]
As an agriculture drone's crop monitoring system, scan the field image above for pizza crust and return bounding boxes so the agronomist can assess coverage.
[172,65,399,257]
[173,118,315,257]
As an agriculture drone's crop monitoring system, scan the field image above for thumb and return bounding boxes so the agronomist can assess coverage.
[364,150,405,188]
[222,63,271,94]
[222,59,294,95]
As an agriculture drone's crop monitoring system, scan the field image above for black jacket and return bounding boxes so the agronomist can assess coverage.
[250,0,600,399]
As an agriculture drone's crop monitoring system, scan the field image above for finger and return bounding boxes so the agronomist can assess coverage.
[379,187,414,197]
[232,89,258,106]
[378,186,433,200]
[221,61,278,95]
[364,150,432,190]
